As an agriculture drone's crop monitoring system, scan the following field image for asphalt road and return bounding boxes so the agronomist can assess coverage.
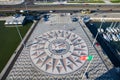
[0,2,120,12]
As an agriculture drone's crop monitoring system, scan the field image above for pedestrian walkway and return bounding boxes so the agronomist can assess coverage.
[0,0,24,5]
[5,13,115,80]
[34,0,120,5]
[103,0,112,3]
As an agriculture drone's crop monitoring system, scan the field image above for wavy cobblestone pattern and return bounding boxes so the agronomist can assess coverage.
[6,14,114,80]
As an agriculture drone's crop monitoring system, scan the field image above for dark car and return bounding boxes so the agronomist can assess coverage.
[72,18,78,22]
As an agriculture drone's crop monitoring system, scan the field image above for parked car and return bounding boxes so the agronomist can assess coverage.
[72,17,78,22]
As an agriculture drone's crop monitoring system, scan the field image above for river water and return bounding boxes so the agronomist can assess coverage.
[85,22,120,67]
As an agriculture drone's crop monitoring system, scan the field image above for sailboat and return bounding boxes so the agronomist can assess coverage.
[113,28,118,33]
[116,34,120,41]
[106,28,111,33]
[102,33,110,42]
[98,28,104,33]
[111,34,118,41]
[106,33,112,41]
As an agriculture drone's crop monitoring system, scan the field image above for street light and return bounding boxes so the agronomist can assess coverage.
[13,17,25,47]
[81,56,94,79]
[92,18,104,47]
[81,18,104,79]
[24,2,29,15]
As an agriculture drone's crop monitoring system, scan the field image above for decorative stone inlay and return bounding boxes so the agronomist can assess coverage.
[30,30,88,75]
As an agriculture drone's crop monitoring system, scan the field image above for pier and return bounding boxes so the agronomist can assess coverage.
[91,17,120,22]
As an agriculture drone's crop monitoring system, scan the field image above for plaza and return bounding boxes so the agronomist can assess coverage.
[5,13,116,80]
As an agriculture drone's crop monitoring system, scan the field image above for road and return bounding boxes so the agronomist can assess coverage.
[0,2,120,12]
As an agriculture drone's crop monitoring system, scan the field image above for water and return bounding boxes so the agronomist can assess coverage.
[86,22,120,67]
[93,22,120,52]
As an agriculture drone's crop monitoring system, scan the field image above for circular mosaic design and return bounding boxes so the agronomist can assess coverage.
[49,39,70,55]
[30,30,88,75]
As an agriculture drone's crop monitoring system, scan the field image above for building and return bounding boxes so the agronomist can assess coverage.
[4,16,25,27]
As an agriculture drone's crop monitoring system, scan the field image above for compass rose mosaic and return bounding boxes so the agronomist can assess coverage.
[30,30,88,75]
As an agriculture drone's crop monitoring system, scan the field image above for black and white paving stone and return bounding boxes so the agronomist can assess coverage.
[30,30,88,75]
[6,13,114,80]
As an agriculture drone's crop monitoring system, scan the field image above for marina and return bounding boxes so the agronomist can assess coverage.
[86,21,120,67]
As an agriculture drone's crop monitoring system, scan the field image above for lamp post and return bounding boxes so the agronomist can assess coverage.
[24,2,29,15]
[81,18,104,79]
[92,18,104,47]
[81,56,94,79]
[14,18,25,47]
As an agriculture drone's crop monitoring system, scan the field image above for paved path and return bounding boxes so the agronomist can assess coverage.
[0,0,24,5]
[34,0,113,5]
[4,13,115,80]
[0,12,120,21]
[103,0,112,3]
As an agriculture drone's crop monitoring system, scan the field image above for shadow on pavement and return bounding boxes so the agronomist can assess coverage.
[95,68,120,80]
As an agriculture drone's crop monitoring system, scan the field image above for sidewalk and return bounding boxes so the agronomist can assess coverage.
[34,1,120,5]
[0,0,24,5]
[103,0,112,3]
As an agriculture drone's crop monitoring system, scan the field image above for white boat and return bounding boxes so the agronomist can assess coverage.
[116,34,120,41]
[116,27,120,32]
[111,34,118,41]
[102,33,110,42]
[106,28,111,33]
[106,33,112,41]
[112,28,118,33]
[98,28,104,33]
[109,28,115,33]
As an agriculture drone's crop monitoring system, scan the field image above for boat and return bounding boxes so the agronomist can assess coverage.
[102,33,110,42]
[109,28,115,33]
[106,33,112,41]
[112,28,118,33]
[116,34,120,41]
[116,27,120,32]
[111,34,118,41]
[106,28,111,33]
[98,28,104,33]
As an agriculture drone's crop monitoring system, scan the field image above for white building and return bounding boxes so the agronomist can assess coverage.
[5,16,25,27]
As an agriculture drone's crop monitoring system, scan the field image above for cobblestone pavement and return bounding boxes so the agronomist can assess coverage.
[6,13,117,80]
